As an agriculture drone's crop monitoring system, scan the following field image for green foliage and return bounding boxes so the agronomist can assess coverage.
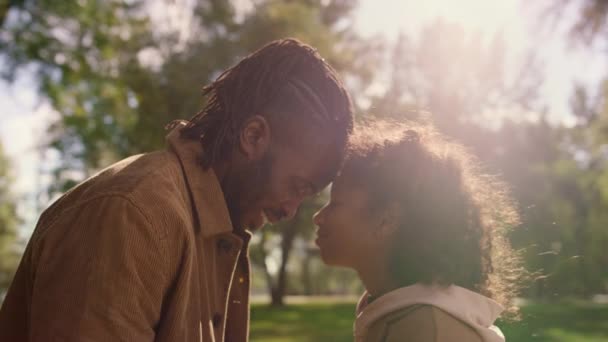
[1,0,153,192]
[536,1,608,292]
[1,0,375,193]
[0,142,20,294]
[366,16,608,298]
[1,0,370,303]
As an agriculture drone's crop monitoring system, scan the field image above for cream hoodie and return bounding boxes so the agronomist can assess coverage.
[354,283,505,342]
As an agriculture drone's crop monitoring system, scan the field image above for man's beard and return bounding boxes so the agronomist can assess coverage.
[221,151,273,232]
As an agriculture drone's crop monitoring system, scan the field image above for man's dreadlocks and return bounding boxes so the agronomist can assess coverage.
[179,38,354,169]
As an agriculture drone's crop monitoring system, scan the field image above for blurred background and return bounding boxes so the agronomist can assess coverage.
[1,0,607,341]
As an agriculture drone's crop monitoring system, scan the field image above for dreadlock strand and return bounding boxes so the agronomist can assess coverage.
[179,38,353,169]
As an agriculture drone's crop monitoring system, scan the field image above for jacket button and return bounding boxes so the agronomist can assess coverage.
[217,238,233,253]
[212,313,222,328]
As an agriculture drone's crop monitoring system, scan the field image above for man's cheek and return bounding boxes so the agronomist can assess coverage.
[266,180,286,202]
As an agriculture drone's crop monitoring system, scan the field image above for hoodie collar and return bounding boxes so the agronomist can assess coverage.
[354,283,504,342]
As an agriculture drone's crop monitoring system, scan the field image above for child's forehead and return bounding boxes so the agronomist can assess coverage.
[330,173,361,193]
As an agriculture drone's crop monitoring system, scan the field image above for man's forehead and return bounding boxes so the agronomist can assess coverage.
[278,142,341,190]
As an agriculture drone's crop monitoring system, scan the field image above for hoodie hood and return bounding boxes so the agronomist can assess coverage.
[354,283,505,342]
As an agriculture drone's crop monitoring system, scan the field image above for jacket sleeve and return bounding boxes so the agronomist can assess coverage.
[28,195,168,342]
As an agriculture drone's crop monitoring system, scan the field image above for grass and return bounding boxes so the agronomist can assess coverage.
[499,300,608,342]
[250,300,608,342]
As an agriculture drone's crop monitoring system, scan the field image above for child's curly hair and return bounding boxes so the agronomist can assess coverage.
[342,119,526,318]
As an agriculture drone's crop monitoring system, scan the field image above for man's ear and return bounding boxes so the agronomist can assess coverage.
[239,115,271,161]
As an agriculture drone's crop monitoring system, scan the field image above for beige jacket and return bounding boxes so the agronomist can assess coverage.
[355,284,505,342]
[0,124,251,342]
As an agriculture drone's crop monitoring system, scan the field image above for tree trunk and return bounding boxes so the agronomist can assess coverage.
[302,248,312,296]
[270,222,299,307]
[257,231,275,301]
[566,180,591,297]
[574,219,590,297]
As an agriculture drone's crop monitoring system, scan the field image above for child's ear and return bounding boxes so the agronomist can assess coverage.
[377,202,401,238]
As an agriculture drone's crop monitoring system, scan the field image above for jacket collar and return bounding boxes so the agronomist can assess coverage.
[166,121,234,238]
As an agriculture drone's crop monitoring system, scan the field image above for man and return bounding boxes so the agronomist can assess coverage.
[0,38,353,342]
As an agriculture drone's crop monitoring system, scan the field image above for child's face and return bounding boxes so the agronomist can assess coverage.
[313,175,390,269]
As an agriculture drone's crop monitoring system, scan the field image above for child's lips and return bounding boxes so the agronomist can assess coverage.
[315,229,329,245]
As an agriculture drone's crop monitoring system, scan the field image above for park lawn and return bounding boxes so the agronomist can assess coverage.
[250,300,608,342]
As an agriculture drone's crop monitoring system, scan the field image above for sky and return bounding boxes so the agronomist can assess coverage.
[354,0,606,121]
[0,0,606,237]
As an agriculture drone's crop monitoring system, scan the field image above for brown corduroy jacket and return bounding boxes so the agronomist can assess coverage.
[0,125,251,342]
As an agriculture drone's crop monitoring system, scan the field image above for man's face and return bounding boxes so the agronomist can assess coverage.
[236,143,337,231]
[223,116,339,231]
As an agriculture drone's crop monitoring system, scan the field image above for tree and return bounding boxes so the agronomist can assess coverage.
[366,20,543,143]
[0,0,374,305]
[0,0,24,27]
[0,142,20,297]
[542,0,608,46]
[252,197,323,306]
[1,0,375,190]
[364,18,607,298]
[539,0,608,295]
